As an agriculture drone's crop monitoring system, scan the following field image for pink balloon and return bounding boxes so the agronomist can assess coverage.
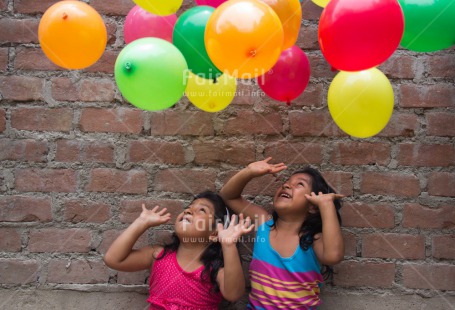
[195,0,228,8]
[124,5,177,44]
[257,46,311,104]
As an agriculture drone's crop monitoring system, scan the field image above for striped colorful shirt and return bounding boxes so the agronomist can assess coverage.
[247,220,323,309]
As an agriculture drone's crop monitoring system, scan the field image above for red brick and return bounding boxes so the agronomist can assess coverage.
[90,0,134,15]
[307,54,337,79]
[14,47,61,71]
[0,19,39,43]
[154,169,216,194]
[289,111,345,137]
[229,81,260,106]
[0,228,21,252]
[0,109,5,132]
[433,235,455,259]
[86,168,148,194]
[64,200,111,223]
[403,204,455,229]
[333,261,395,288]
[301,1,323,20]
[52,78,115,102]
[15,168,77,192]
[322,171,353,196]
[80,108,143,134]
[222,111,283,135]
[291,83,324,108]
[341,203,395,228]
[0,75,44,101]
[398,143,454,167]
[362,234,425,260]
[403,264,455,290]
[331,142,391,166]
[428,172,455,197]
[83,50,118,74]
[11,108,73,132]
[0,196,52,222]
[426,112,455,137]
[28,228,92,253]
[56,140,114,163]
[399,84,454,108]
[343,232,357,257]
[221,171,280,197]
[0,47,7,71]
[97,229,148,255]
[264,141,323,165]
[0,139,48,162]
[193,140,256,165]
[120,199,185,224]
[150,111,214,136]
[47,259,109,284]
[378,113,419,137]
[296,24,319,50]
[117,270,148,285]
[426,54,455,78]
[378,54,417,79]
[104,21,118,45]
[0,259,39,284]
[14,0,58,13]
[129,140,186,165]
[360,172,420,197]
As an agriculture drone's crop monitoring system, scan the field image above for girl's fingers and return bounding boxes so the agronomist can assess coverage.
[151,206,159,213]
[157,207,168,215]
[142,204,147,212]
[245,224,255,233]
[217,222,224,232]
[263,157,272,163]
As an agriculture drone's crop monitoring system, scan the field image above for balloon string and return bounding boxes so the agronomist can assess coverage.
[62,13,68,20]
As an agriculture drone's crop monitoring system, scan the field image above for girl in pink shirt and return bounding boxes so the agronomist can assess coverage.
[104,191,254,309]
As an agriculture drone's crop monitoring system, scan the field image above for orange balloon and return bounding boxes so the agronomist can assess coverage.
[38,1,107,69]
[205,0,284,79]
[261,0,302,49]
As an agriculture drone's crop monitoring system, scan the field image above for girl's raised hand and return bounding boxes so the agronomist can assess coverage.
[212,214,255,246]
[139,204,171,228]
[305,192,345,208]
[247,157,287,177]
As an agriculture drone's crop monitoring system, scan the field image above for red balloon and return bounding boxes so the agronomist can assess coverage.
[318,0,404,71]
[257,46,310,104]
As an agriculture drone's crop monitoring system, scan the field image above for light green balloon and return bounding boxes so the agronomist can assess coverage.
[115,38,188,111]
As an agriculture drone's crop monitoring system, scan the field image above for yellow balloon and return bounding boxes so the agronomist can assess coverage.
[311,0,331,8]
[186,72,237,112]
[328,68,394,138]
[133,0,182,15]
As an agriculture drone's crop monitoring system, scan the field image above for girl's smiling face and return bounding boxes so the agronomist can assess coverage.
[175,198,217,240]
[273,173,313,215]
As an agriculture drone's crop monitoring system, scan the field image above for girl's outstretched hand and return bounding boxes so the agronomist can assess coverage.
[138,204,171,228]
[305,192,345,208]
[211,214,255,246]
[247,157,287,177]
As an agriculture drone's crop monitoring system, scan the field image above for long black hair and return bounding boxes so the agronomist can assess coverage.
[156,191,229,292]
[270,167,342,280]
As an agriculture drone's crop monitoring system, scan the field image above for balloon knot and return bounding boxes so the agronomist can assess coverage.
[62,13,68,20]
[125,62,132,71]
[249,49,257,57]
[286,100,291,106]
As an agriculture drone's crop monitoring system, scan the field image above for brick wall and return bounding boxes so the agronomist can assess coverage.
[0,0,454,309]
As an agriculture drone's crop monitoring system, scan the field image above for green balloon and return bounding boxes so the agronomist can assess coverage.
[399,0,455,52]
[115,38,188,111]
[173,6,222,79]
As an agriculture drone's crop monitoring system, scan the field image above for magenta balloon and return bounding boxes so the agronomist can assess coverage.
[257,46,311,104]
[124,5,177,44]
[195,0,228,8]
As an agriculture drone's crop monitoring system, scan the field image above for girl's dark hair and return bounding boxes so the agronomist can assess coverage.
[270,167,342,281]
[156,191,228,292]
